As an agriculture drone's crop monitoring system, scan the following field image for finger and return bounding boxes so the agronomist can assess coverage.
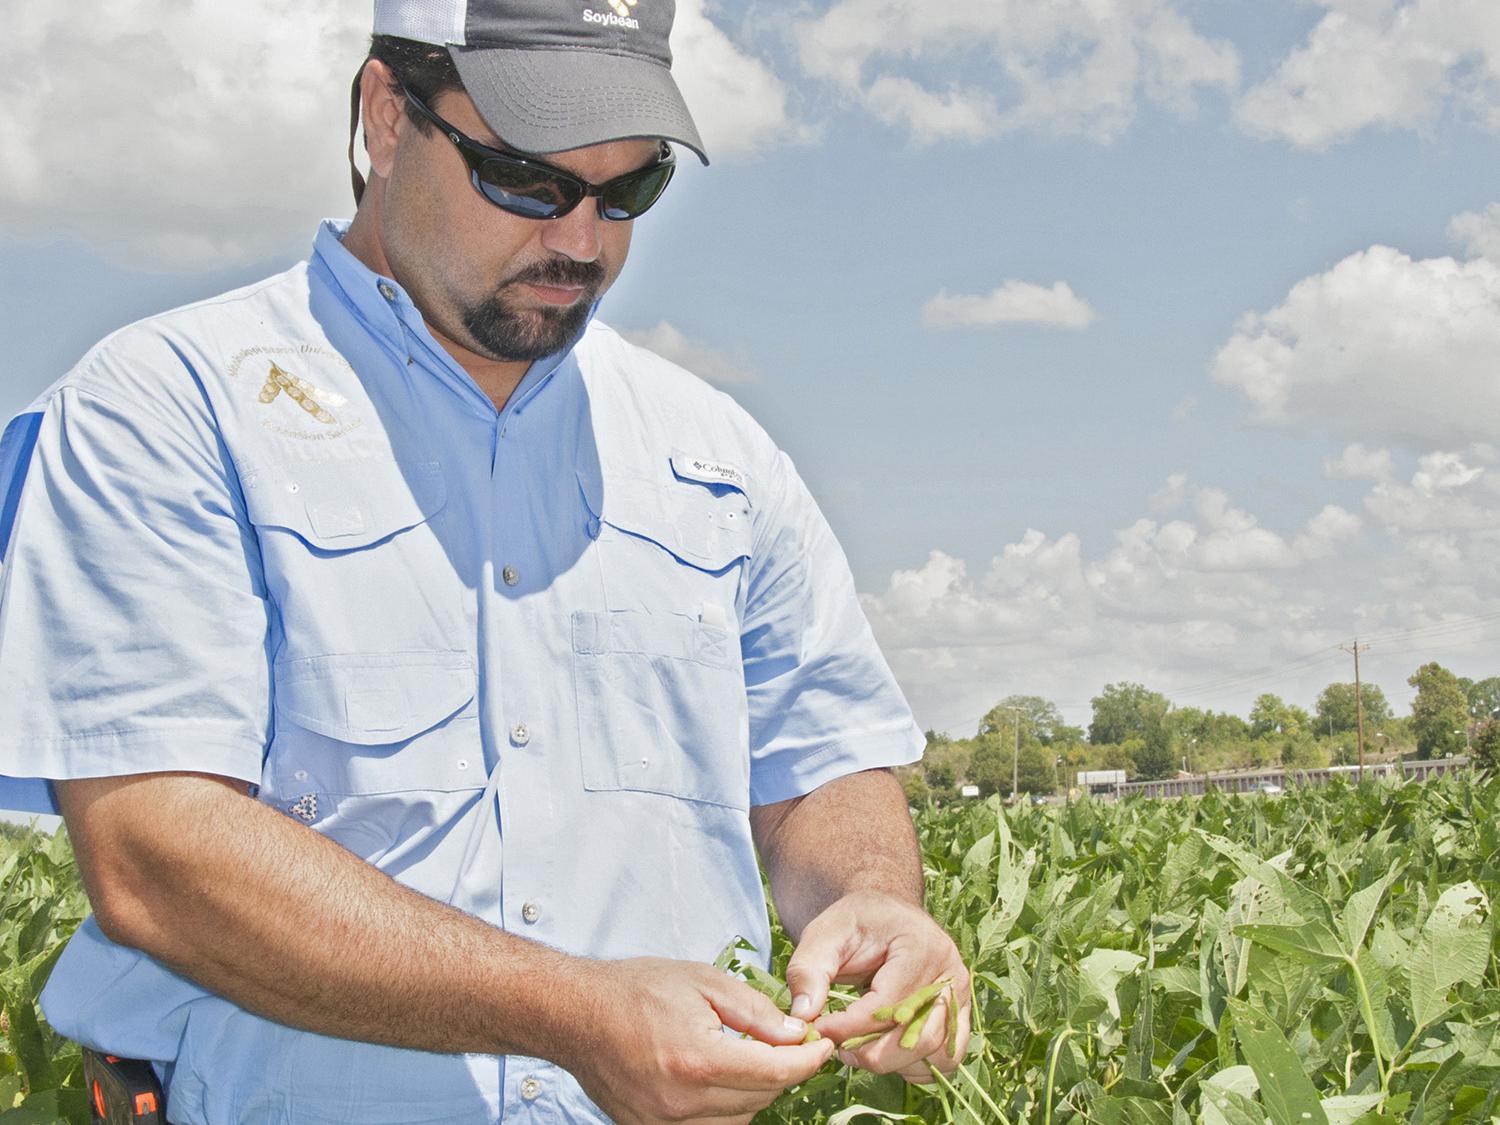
[705,974,813,1045]
[784,932,848,1021]
[704,1031,837,1093]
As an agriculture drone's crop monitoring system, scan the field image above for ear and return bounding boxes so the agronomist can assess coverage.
[360,58,409,181]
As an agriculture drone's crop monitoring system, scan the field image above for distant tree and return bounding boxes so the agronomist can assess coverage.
[1463,677,1500,723]
[1315,682,1393,736]
[969,736,1011,797]
[1014,744,1055,794]
[978,695,1082,745]
[1131,722,1177,780]
[1408,662,1470,759]
[1089,683,1171,745]
[1473,719,1500,771]
[898,767,930,805]
[1249,693,1310,739]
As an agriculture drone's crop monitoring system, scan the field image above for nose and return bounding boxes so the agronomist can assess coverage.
[539,201,604,263]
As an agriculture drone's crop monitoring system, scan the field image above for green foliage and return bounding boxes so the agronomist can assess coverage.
[1249,692,1311,739]
[1474,719,1500,771]
[757,770,1500,1124]
[1409,662,1471,760]
[1088,683,1170,746]
[978,696,1082,747]
[1461,677,1500,723]
[0,828,89,1124]
[1315,681,1393,735]
[11,777,1500,1125]
[1129,723,1176,781]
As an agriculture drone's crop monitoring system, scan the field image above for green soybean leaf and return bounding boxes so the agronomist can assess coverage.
[1407,881,1491,1030]
[1201,1088,1267,1125]
[1320,1094,1386,1125]
[1235,921,1344,965]
[1089,1094,1173,1125]
[1342,866,1402,955]
[1227,998,1329,1125]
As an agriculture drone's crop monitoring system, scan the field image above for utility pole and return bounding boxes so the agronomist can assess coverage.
[1003,705,1023,800]
[1339,640,1371,782]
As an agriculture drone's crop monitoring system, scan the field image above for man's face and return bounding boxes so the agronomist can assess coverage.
[378,88,659,364]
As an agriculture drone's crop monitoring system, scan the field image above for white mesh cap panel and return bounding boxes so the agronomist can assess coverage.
[372,0,468,46]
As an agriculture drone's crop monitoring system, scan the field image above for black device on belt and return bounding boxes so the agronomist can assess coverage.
[82,1048,167,1124]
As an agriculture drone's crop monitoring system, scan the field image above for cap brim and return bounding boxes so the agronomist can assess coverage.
[452,47,708,165]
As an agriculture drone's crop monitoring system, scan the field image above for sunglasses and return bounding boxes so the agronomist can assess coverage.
[399,83,676,222]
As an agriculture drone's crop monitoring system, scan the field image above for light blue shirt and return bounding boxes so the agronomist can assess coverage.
[0,221,923,1124]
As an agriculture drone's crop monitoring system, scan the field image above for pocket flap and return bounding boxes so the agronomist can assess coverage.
[577,469,752,571]
[242,459,446,549]
[276,651,475,744]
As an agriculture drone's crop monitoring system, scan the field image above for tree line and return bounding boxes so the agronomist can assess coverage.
[901,661,1500,803]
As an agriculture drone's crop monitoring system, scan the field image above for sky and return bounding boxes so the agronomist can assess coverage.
[3,0,1500,767]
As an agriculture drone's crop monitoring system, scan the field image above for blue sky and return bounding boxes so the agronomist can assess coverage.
[4,0,1500,764]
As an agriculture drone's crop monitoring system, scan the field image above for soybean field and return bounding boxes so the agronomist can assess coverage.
[4,773,1499,1123]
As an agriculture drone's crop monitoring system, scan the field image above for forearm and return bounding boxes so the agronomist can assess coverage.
[750,768,924,941]
[57,773,601,1062]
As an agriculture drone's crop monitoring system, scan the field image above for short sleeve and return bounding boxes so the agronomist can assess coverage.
[0,381,271,815]
[742,451,923,806]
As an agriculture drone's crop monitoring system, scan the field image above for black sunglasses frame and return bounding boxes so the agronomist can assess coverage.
[399,83,675,222]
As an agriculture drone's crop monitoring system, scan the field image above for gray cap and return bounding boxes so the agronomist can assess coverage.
[373,0,707,163]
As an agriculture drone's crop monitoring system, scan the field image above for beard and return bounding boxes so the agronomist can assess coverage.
[460,256,607,362]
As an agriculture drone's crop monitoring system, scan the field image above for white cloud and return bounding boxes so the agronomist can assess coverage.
[794,0,1239,144]
[922,280,1096,329]
[621,321,757,385]
[863,471,1497,737]
[1,1,368,269]
[1211,243,1500,450]
[1236,1,1500,148]
[1324,443,1396,482]
[863,78,999,143]
[1450,203,1500,262]
[669,0,810,160]
[0,0,799,269]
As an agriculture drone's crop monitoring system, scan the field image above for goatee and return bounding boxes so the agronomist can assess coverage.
[462,257,606,362]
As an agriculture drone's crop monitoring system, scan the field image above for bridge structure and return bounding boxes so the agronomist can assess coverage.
[1101,756,1471,800]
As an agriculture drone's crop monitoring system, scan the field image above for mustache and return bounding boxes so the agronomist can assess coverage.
[510,258,606,290]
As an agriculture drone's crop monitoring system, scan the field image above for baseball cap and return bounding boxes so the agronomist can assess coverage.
[373,0,708,164]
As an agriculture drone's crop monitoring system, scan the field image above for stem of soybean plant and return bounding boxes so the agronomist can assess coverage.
[1044,1026,1077,1125]
[928,1061,1009,1123]
[1344,953,1390,1094]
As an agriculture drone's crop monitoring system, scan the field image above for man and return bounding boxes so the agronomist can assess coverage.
[0,2,968,1121]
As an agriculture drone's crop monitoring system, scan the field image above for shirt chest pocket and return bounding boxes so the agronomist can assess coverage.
[240,458,463,660]
[573,470,753,809]
[266,651,482,871]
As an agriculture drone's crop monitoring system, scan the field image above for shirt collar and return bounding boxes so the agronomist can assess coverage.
[308,219,592,419]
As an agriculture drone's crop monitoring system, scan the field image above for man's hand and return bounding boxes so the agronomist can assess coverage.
[564,957,835,1124]
[783,891,970,1083]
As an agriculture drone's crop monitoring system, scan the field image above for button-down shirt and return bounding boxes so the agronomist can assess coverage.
[0,221,923,1124]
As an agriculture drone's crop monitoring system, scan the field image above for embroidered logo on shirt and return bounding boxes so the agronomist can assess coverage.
[227,345,365,442]
[675,455,747,490]
[258,362,340,425]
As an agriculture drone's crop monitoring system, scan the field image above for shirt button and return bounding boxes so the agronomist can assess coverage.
[378,282,397,301]
[503,565,519,586]
[456,758,469,771]
[521,901,540,924]
[519,1076,542,1101]
[511,723,531,746]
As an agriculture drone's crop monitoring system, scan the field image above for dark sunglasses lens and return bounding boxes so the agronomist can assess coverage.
[600,162,675,221]
[475,160,583,219]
